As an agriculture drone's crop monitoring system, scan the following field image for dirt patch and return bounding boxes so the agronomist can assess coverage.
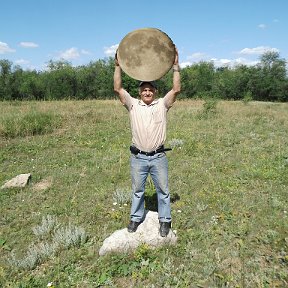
[33,177,53,191]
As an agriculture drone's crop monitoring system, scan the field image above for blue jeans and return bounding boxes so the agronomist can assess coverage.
[130,152,171,223]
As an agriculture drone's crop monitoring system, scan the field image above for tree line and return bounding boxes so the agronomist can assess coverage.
[0,51,287,102]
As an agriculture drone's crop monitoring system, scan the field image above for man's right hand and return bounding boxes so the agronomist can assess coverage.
[115,51,120,67]
[174,46,179,66]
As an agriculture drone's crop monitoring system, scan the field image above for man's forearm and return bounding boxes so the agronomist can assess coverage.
[114,65,122,93]
[172,64,181,94]
[113,64,127,105]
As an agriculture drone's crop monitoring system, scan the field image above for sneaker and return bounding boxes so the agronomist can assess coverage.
[159,222,171,237]
[127,221,141,233]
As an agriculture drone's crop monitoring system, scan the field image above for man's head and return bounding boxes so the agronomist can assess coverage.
[138,81,157,105]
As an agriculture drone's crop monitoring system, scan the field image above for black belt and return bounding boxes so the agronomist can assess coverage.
[130,145,172,156]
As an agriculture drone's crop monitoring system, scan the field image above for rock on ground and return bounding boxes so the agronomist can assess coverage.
[99,211,177,256]
[1,173,31,189]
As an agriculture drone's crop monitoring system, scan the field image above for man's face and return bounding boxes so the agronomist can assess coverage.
[139,83,156,105]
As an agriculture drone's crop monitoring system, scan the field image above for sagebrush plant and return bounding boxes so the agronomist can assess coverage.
[112,188,132,205]
[8,242,58,270]
[7,215,87,271]
[53,223,87,249]
[32,215,59,238]
[167,138,184,148]
[1,100,287,287]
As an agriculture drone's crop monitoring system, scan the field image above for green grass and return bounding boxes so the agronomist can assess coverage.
[0,99,287,287]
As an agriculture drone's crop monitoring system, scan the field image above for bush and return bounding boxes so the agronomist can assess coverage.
[8,215,88,270]
[197,98,218,119]
[0,110,61,138]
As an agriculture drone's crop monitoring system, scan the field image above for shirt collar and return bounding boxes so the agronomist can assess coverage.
[138,99,159,106]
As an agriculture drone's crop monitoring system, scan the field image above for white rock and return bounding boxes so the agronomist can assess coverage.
[1,173,31,189]
[99,211,177,256]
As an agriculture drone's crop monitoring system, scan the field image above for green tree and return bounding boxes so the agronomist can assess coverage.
[180,62,215,98]
[213,65,253,100]
[1,51,287,102]
[255,51,287,101]
[0,59,13,100]
[45,60,77,99]
[18,70,45,100]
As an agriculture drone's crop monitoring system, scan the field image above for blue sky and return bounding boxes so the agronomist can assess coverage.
[1,0,287,71]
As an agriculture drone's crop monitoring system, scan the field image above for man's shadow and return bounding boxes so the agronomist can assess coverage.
[144,178,180,212]
[145,192,158,211]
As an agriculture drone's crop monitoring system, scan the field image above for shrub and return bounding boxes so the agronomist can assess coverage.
[197,98,218,119]
[242,91,253,104]
[0,110,61,138]
[32,215,59,238]
[8,216,87,270]
[112,188,132,205]
[53,224,87,249]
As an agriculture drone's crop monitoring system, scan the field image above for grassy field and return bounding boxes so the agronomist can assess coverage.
[0,99,287,287]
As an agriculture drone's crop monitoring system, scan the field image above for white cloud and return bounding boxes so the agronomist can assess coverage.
[59,47,80,60]
[15,59,30,65]
[180,57,259,68]
[233,58,259,66]
[180,61,192,68]
[0,41,15,54]
[19,42,39,48]
[57,48,92,61]
[187,52,207,60]
[104,44,118,57]
[211,58,231,66]
[258,24,267,29]
[239,46,279,55]
[182,52,209,67]
[80,49,91,55]
[211,57,260,67]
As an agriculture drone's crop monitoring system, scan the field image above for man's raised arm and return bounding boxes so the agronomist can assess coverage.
[164,47,181,108]
[113,55,127,105]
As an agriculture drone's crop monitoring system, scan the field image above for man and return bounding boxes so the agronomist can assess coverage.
[114,48,181,237]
